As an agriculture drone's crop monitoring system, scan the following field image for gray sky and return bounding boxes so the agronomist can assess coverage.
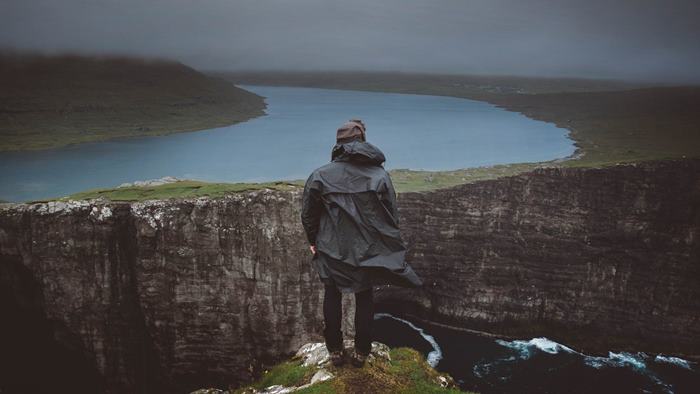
[2,0,699,82]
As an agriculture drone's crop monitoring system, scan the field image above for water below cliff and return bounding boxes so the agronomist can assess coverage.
[0,85,574,202]
[374,314,700,394]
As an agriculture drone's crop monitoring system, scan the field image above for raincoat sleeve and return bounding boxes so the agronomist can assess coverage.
[381,172,400,225]
[301,174,323,245]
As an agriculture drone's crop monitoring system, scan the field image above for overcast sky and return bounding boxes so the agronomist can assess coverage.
[2,0,699,82]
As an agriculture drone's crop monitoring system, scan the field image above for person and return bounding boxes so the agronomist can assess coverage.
[301,119,423,368]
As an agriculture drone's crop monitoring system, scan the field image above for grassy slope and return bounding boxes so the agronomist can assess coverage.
[225,347,469,394]
[0,53,266,152]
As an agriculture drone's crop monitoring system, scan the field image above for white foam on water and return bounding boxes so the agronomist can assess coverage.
[608,352,648,370]
[374,313,443,368]
[496,337,576,359]
[495,337,682,393]
[655,355,693,370]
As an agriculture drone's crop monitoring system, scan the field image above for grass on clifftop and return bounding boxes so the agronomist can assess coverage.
[226,347,470,394]
[57,160,547,201]
[61,180,302,202]
[58,162,543,201]
[389,162,546,192]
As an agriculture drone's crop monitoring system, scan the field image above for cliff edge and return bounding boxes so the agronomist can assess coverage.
[192,341,464,394]
[1,159,698,393]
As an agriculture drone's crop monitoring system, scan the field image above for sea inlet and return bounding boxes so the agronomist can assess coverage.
[0,85,574,202]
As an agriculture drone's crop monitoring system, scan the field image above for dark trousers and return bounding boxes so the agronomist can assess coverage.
[323,284,373,355]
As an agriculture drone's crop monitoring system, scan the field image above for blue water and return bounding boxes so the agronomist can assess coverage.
[0,85,574,202]
[373,314,700,394]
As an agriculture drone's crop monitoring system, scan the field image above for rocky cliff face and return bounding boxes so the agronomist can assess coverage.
[385,159,700,356]
[0,191,348,393]
[1,159,699,392]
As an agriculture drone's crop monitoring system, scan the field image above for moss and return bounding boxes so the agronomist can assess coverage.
[251,360,314,391]
[386,348,465,394]
[314,347,471,393]
[294,380,342,393]
[228,347,473,394]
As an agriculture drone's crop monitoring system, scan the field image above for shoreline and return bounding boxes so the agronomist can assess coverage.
[0,109,268,154]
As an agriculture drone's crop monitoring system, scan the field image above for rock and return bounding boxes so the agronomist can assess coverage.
[296,342,329,367]
[309,369,334,384]
[1,189,351,393]
[118,176,182,188]
[258,385,292,394]
[296,340,391,368]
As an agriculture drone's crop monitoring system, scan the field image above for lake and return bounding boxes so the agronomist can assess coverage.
[373,313,699,394]
[0,85,575,202]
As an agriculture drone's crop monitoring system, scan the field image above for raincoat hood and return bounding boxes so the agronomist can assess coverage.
[331,140,386,166]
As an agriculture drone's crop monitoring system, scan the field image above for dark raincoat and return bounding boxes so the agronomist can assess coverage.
[301,140,423,293]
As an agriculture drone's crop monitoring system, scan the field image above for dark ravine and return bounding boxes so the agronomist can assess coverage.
[1,159,699,392]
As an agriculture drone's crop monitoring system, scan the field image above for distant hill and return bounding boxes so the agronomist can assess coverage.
[0,53,266,151]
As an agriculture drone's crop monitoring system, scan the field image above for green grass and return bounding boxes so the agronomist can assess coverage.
[385,348,466,394]
[56,162,544,201]
[60,180,303,202]
[229,347,471,394]
[390,162,545,193]
[250,360,314,391]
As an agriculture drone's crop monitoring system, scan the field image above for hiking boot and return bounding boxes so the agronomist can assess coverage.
[329,349,346,366]
[350,349,369,368]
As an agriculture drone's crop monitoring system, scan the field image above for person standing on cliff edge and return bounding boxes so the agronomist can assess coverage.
[301,119,423,367]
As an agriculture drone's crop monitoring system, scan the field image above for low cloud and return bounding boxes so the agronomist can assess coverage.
[2,0,699,82]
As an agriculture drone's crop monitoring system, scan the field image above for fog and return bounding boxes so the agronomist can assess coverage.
[2,0,699,82]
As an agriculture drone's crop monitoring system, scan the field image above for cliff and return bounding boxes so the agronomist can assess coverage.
[1,159,699,392]
[381,158,700,356]
[0,190,347,393]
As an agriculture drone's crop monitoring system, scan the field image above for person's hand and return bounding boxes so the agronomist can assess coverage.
[309,245,317,254]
